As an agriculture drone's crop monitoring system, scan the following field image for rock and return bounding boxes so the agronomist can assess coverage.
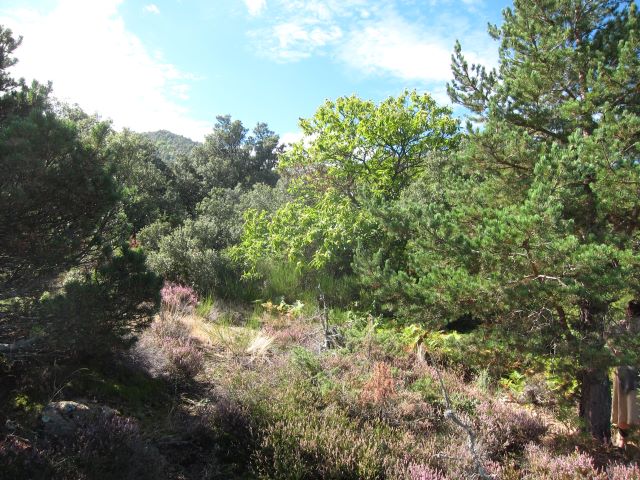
[40,400,117,437]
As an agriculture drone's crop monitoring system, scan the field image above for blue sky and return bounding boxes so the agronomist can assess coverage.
[0,0,510,142]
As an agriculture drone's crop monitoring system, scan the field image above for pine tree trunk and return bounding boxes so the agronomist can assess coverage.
[577,301,611,443]
[579,367,611,442]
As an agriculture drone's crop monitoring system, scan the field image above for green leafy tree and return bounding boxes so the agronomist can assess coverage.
[0,31,118,300]
[141,129,198,164]
[237,191,369,276]
[0,26,160,353]
[0,25,21,110]
[107,129,184,232]
[172,116,281,212]
[280,91,459,203]
[142,184,285,294]
[237,92,459,280]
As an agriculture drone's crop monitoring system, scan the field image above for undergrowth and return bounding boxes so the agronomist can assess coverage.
[3,289,639,479]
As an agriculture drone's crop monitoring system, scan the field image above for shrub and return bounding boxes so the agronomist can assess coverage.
[258,259,306,302]
[608,464,640,480]
[394,391,440,434]
[476,400,547,460]
[407,464,446,480]
[133,316,204,381]
[0,435,51,479]
[0,411,166,480]
[360,362,396,405]
[253,412,392,479]
[40,245,161,356]
[145,223,226,294]
[160,282,198,311]
[523,444,604,480]
[291,347,323,379]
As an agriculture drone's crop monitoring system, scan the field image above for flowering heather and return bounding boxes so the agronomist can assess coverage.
[608,464,640,480]
[408,464,446,480]
[160,282,198,311]
[75,413,141,453]
[165,336,205,378]
[133,315,204,381]
[523,444,604,479]
[476,400,547,459]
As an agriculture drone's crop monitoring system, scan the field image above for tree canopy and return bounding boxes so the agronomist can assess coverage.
[280,91,459,203]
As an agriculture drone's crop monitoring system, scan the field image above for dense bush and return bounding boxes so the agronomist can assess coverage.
[106,129,185,231]
[40,245,161,356]
[143,184,288,298]
[171,116,280,212]
[0,86,118,301]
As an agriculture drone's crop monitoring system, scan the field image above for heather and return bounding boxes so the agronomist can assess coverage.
[4,288,640,478]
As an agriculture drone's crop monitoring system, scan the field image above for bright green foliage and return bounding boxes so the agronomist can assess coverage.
[236,92,458,283]
[236,191,370,275]
[281,90,459,202]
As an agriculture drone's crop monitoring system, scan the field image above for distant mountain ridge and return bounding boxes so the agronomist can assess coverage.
[141,130,199,164]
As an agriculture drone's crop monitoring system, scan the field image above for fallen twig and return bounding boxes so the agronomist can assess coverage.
[419,347,491,480]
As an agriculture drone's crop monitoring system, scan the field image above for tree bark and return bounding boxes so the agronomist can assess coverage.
[577,300,611,443]
[579,367,611,443]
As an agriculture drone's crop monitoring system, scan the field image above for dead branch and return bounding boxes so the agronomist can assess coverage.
[0,336,38,353]
[418,348,491,480]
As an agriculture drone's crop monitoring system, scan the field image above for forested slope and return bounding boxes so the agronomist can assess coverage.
[141,129,198,164]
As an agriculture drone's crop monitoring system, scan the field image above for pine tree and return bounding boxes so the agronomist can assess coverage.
[433,0,640,441]
[0,26,118,301]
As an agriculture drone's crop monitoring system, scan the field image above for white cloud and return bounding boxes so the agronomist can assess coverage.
[279,130,304,146]
[244,0,267,16]
[266,22,342,61]
[0,0,211,140]
[340,11,495,84]
[341,17,451,83]
[250,0,366,61]
[144,4,160,15]
[248,0,496,88]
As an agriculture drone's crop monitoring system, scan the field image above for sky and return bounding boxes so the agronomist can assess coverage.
[0,0,511,142]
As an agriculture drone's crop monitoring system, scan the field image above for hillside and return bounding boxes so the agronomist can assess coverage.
[141,129,199,164]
